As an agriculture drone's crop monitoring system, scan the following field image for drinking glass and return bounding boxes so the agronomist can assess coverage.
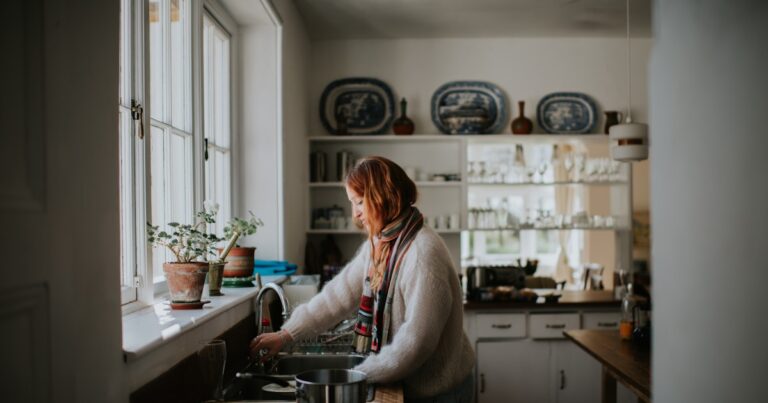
[198,339,227,401]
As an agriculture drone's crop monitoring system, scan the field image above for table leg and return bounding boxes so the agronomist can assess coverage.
[601,366,617,403]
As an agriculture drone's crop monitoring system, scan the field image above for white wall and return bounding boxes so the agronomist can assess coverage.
[650,1,768,402]
[273,0,312,267]
[237,13,282,259]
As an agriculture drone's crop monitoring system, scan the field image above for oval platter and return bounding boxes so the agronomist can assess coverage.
[431,81,507,134]
[319,77,395,135]
[537,92,598,134]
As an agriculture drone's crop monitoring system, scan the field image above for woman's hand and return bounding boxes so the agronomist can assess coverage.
[249,330,292,362]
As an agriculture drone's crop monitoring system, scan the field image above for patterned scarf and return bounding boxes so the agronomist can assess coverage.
[353,207,423,354]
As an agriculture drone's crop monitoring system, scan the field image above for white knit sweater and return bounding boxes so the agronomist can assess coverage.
[282,226,475,398]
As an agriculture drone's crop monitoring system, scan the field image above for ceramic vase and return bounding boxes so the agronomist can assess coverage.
[604,111,624,134]
[163,262,209,302]
[220,246,256,278]
[511,101,533,134]
[392,98,415,135]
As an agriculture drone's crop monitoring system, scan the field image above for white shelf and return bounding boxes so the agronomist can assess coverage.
[467,180,627,187]
[308,134,460,142]
[466,227,627,231]
[310,181,464,188]
[463,134,610,144]
[307,229,462,235]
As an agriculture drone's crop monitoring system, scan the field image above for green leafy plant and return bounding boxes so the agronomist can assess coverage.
[223,211,264,243]
[147,202,224,263]
[217,211,264,260]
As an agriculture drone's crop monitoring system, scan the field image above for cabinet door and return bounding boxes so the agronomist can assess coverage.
[552,341,602,403]
[477,340,552,403]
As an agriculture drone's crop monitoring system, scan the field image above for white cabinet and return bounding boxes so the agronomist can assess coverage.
[477,339,551,403]
[470,309,634,403]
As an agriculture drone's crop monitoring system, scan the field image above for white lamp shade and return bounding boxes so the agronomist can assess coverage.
[609,122,649,161]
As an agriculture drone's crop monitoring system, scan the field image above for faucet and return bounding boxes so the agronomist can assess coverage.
[255,282,291,335]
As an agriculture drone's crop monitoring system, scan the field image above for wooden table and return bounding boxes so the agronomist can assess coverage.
[564,330,651,403]
[372,383,403,403]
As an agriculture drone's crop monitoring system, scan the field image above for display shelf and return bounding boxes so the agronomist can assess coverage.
[465,227,628,232]
[309,134,610,144]
[307,229,462,235]
[310,181,464,188]
[467,180,627,187]
[308,134,460,142]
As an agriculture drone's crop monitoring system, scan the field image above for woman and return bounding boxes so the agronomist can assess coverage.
[250,156,475,402]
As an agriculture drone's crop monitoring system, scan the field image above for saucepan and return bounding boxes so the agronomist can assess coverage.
[295,368,368,403]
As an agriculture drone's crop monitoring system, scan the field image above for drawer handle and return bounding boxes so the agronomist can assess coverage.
[491,323,512,329]
[546,324,566,329]
[597,322,618,327]
[480,373,485,393]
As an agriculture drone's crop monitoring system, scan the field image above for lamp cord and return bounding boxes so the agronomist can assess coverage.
[626,0,633,124]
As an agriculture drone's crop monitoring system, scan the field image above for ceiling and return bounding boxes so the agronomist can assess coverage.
[292,0,652,40]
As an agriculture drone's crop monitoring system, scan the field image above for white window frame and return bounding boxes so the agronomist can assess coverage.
[121,0,237,313]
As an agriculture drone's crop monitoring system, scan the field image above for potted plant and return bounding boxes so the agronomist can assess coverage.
[219,211,264,279]
[147,202,223,304]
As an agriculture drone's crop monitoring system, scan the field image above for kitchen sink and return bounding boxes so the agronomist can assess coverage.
[270,353,365,375]
[221,353,367,402]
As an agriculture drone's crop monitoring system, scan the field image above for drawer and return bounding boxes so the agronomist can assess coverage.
[476,314,526,339]
[582,312,621,330]
[529,313,580,339]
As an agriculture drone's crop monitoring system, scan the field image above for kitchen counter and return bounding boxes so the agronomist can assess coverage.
[464,290,619,310]
[565,329,651,403]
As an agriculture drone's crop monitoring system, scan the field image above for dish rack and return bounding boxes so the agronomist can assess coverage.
[286,319,356,354]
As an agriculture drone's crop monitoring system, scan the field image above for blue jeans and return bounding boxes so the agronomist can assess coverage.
[406,373,474,403]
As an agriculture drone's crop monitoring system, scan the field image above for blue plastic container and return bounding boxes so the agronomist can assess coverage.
[254,259,297,276]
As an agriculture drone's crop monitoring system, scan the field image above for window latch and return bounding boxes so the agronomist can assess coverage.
[133,275,144,288]
[204,138,209,161]
[130,99,144,140]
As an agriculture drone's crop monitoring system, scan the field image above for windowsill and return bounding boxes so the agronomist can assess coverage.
[122,275,291,361]
[122,285,261,362]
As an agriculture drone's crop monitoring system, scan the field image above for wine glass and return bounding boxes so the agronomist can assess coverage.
[198,339,227,401]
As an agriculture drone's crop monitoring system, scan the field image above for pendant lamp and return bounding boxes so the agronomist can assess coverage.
[610,0,649,161]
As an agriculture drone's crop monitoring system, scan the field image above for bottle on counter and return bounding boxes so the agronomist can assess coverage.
[620,283,639,340]
[632,301,652,347]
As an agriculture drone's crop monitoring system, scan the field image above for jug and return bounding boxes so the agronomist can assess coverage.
[604,111,624,134]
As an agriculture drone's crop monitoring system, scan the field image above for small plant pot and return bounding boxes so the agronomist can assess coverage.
[208,262,225,296]
[163,262,209,302]
[220,247,256,278]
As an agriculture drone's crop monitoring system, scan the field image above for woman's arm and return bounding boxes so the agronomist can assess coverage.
[280,243,369,341]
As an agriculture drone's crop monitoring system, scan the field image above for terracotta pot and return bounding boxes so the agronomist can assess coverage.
[220,246,256,278]
[208,262,225,296]
[163,262,209,303]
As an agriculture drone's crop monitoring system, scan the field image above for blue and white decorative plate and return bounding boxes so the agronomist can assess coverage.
[319,78,395,135]
[431,81,507,134]
[537,92,598,134]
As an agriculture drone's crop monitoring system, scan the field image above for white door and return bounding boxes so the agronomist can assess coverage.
[552,341,602,403]
[477,340,552,403]
[0,1,123,402]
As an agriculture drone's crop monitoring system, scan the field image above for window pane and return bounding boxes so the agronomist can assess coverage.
[149,0,165,121]
[203,14,232,231]
[119,0,131,108]
[119,109,137,298]
[170,0,190,130]
[150,125,194,282]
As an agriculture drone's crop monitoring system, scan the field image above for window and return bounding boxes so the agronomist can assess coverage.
[120,0,236,307]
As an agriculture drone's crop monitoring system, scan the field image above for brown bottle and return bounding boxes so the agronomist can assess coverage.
[392,98,415,135]
[511,101,533,134]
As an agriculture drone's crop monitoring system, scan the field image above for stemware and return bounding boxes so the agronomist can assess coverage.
[198,339,227,401]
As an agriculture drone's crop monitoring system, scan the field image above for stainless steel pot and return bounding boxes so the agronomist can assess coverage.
[295,369,367,403]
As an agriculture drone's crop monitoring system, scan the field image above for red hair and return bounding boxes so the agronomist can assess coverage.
[345,156,418,237]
